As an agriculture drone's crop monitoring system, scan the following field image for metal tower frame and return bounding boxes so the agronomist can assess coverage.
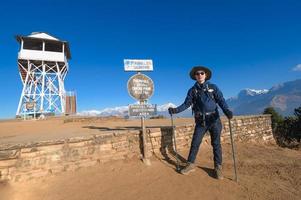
[16,60,68,117]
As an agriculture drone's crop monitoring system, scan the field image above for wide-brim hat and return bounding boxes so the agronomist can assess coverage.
[189,66,212,80]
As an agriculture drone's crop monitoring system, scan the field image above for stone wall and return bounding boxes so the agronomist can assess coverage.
[0,115,273,182]
[147,115,273,155]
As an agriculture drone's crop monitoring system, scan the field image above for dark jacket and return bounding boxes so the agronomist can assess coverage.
[175,81,230,116]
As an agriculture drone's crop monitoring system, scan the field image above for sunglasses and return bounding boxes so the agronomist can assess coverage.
[195,71,205,76]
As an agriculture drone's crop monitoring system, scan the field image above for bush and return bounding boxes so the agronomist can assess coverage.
[263,107,283,130]
[294,107,301,132]
[263,106,301,149]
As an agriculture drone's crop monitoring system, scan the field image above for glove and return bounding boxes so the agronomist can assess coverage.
[224,109,233,119]
[168,107,177,115]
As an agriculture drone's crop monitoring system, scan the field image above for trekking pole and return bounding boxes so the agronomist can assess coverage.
[229,119,238,182]
[170,114,180,171]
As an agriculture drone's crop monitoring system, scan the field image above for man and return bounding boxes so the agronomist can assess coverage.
[168,66,233,179]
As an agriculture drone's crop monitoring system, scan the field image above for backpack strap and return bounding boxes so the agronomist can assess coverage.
[191,88,198,115]
[204,84,217,104]
[192,87,204,115]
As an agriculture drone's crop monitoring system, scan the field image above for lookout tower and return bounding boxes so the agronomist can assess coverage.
[16,32,71,117]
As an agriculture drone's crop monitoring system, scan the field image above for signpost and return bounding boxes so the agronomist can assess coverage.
[125,59,155,166]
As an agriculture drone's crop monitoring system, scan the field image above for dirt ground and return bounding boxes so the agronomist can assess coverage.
[0,117,195,145]
[0,117,300,200]
[0,142,300,200]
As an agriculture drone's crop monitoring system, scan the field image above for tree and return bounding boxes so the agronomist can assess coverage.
[294,106,301,120]
[293,106,301,142]
[277,116,297,141]
[263,107,283,130]
[273,105,301,148]
[263,106,300,148]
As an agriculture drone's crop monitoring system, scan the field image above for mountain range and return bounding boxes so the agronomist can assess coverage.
[79,103,178,117]
[227,79,301,116]
[79,79,301,117]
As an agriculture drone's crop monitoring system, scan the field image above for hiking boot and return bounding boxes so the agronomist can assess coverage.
[180,163,196,175]
[214,165,223,180]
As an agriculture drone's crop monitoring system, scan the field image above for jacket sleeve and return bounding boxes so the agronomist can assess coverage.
[175,88,193,113]
[212,84,230,114]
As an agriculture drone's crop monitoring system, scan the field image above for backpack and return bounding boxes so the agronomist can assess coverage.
[191,84,217,115]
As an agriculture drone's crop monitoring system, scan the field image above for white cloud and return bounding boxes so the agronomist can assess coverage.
[292,64,301,71]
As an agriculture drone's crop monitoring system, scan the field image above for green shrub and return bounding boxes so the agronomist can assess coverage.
[263,106,301,149]
[263,107,283,130]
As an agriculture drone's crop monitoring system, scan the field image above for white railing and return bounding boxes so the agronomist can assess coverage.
[18,49,67,62]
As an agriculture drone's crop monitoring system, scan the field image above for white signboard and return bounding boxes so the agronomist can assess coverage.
[129,104,157,117]
[124,59,153,71]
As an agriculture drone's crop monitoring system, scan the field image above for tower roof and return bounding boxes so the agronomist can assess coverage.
[16,32,71,59]
[28,32,60,41]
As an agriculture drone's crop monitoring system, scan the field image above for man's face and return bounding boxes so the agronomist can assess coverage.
[195,70,206,83]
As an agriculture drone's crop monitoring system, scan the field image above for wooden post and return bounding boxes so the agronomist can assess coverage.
[140,100,151,166]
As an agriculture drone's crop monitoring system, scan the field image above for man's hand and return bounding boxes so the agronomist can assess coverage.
[225,109,233,120]
[168,107,177,115]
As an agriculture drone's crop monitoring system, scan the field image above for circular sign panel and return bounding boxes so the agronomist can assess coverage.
[127,74,154,101]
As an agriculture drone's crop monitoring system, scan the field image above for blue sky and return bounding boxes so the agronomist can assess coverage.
[0,0,301,119]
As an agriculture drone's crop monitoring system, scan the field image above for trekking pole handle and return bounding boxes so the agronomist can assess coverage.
[170,113,174,127]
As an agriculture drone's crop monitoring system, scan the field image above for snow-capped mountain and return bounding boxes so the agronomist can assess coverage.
[79,106,128,117]
[243,89,269,96]
[157,103,176,112]
[227,88,269,101]
[79,110,102,116]
[79,103,176,117]
[227,79,301,116]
